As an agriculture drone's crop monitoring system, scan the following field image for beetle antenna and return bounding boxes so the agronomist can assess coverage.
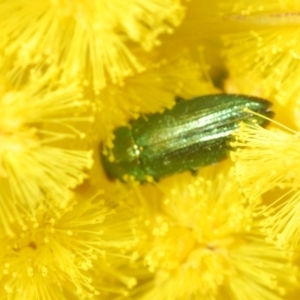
[244,107,297,134]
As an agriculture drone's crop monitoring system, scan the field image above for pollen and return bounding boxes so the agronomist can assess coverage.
[231,120,300,248]
[0,190,137,299]
[221,1,300,107]
[94,55,219,142]
[231,122,300,200]
[0,0,186,92]
[0,72,93,236]
[129,168,298,299]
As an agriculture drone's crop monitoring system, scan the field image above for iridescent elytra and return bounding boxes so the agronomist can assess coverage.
[101,94,274,182]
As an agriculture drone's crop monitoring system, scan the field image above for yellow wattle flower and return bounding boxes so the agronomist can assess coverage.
[128,166,298,299]
[231,120,300,248]
[0,0,185,92]
[220,0,300,108]
[2,0,300,298]
[262,189,300,249]
[93,54,219,143]
[0,188,136,300]
[231,121,300,200]
[0,69,93,237]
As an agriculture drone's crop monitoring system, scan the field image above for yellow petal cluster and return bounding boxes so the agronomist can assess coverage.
[0,67,93,237]
[1,0,300,299]
[231,120,300,249]
[127,166,298,299]
[0,0,185,92]
[222,0,300,255]
[221,0,300,107]
[0,189,136,299]
[94,54,218,142]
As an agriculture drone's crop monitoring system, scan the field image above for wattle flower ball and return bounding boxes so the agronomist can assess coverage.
[1,1,300,299]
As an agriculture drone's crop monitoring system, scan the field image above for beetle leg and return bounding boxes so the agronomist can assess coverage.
[190,168,199,177]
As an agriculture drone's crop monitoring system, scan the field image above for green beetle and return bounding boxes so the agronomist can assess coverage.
[101,94,273,182]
